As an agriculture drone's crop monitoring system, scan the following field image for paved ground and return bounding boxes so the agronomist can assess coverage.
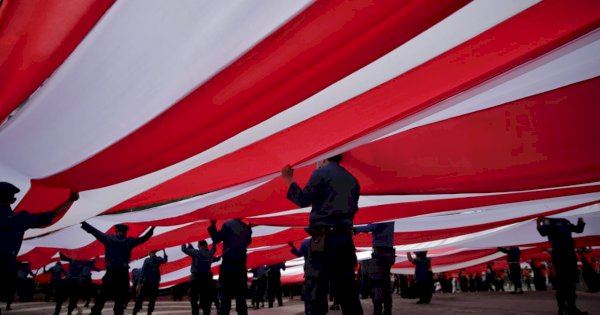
[1,290,599,314]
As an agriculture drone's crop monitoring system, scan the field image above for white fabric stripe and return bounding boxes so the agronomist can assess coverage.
[391,193,600,231]
[20,0,538,237]
[378,27,600,140]
[0,0,313,179]
[394,204,600,251]
[391,252,507,275]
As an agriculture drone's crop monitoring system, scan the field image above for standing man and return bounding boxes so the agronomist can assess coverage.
[289,238,328,315]
[54,252,98,315]
[497,246,524,294]
[43,262,66,302]
[181,240,220,315]
[281,153,363,315]
[266,262,286,308]
[354,222,395,315]
[208,218,252,315]
[81,222,154,315]
[133,249,168,315]
[0,182,78,312]
[537,216,588,315]
[406,251,432,304]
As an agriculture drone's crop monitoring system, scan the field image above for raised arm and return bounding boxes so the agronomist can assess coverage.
[161,249,168,263]
[50,191,79,218]
[571,218,585,233]
[406,252,414,264]
[288,241,302,258]
[133,226,155,246]
[282,165,322,207]
[181,244,193,256]
[208,220,223,244]
[81,221,110,244]
[59,252,73,263]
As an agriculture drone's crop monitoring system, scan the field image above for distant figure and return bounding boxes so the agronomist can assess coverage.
[289,238,328,315]
[485,262,495,291]
[0,182,78,311]
[250,266,267,309]
[354,222,395,315]
[129,268,142,308]
[81,222,154,315]
[458,269,468,293]
[181,240,220,315]
[208,219,252,315]
[537,216,587,315]
[577,247,599,293]
[281,154,363,315]
[44,262,66,302]
[80,256,99,308]
[15,261,35,302]
[530,259,547,291]
[54,252,99,315]
[267,262,286,308]
[497,246,524,294]
[133,249,168,315]
[407,251,432,304]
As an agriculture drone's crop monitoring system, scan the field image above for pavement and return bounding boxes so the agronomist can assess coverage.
[1,290,599,314]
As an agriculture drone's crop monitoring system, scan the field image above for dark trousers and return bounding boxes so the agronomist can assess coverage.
[134,281,159,315]
[303,277,329,315]
[91,268,130,315]
[508,263,522,291]
[219,260,248,315]
[553,251,580,312]
[189,272,213,315]
[0,257,17,307]
[416,281,432,303]
[323,232,363,315]
[54,279,81,315]
[267,274,282,307]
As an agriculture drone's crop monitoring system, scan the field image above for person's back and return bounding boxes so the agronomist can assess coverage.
[211,219,252,262]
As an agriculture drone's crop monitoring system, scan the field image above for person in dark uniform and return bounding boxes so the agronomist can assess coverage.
[354,222,395,315]
[577,247,600,293]
[407,251,432,304]
[129,267,142,308]
[281,154,363,315]
[267,262,286,308]
[537,216,588,315]
[250,266,267,309]
[497,246,524,294]
[44,261,66,302]
[208,218,252,315]
[133,249,168,315]
[0,181,78,312]
[54,252,98,315]
[81,222,154,315]
[289,238,328,315]
[181,240,220,315]
[79,256,100,308]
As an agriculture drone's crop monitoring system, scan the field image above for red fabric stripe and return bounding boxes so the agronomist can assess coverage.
[111,1,600,211]
[39,0,469,191]
[0,0,114,123]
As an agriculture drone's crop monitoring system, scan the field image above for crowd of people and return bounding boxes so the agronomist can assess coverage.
[1,153,599,315]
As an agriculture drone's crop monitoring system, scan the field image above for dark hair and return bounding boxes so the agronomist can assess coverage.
[326,154,343,164]
[198,240,208,247]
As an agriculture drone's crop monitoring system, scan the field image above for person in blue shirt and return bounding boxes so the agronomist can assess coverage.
[0,181,78,312]
[282,154,363,315]
[407,251,432,304]
[43,262,66,302]
[133,249,168,315]
[54,252,99,315]
[537,216,587,315]
[181,240,220,315]
[355,222,395,315]
[81,222,154,315]
[79,256,100,308]
[497,246,524,294]
[289,238,328,315]
[266,262,286,308]
[208,218,252,315]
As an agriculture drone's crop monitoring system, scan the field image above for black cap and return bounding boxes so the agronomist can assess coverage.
[0,182,20,197]
[115,224,129,232]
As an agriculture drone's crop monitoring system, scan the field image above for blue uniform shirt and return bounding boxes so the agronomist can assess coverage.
[141,254,168,283]
[0,205,54,264]
[81,222,153,269]
[354,222,395,247]
[537,218,585,252]
[181,244,219,274]
[287,163,360,229]
[46,264,66,281]
[208,219,252,262]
